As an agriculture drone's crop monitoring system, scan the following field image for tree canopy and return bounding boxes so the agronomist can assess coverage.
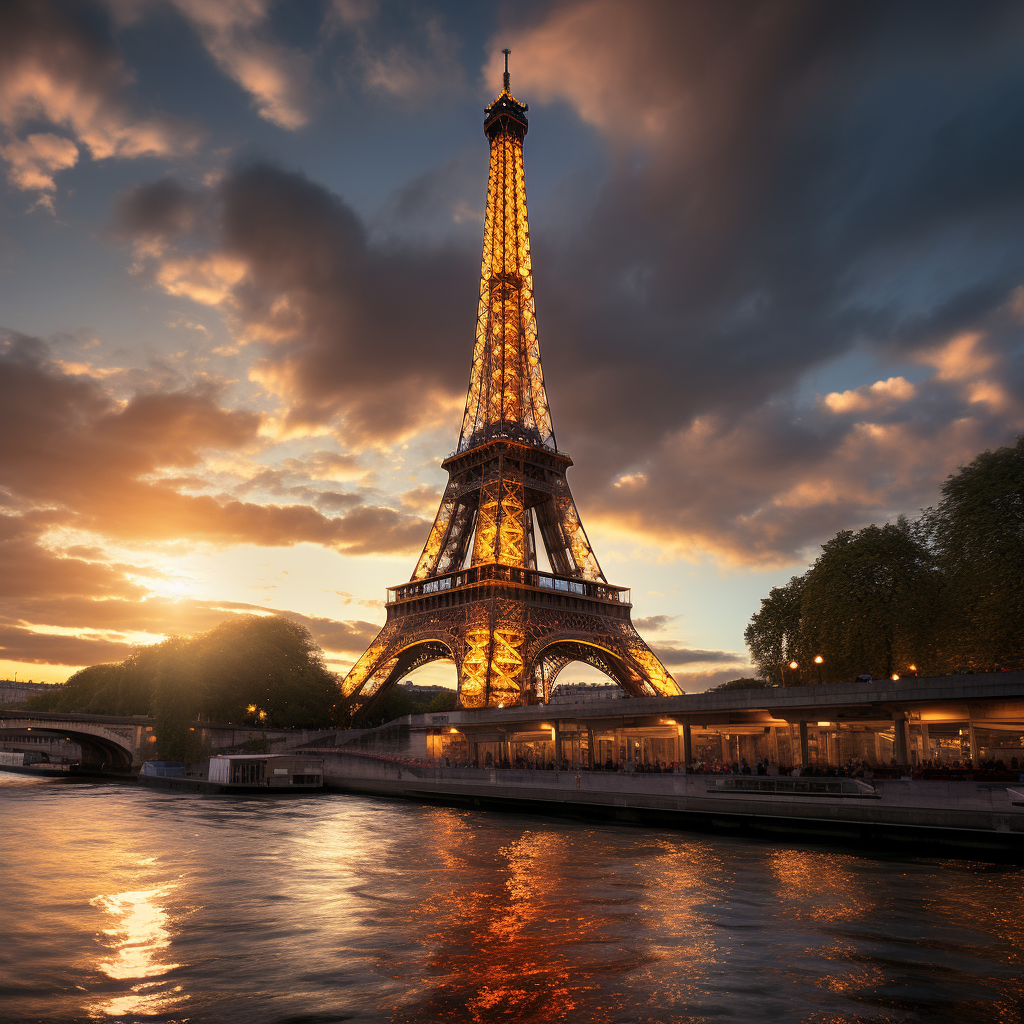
[927,435,1024,671]
[29,615,341,757]
[745,436,1023,683]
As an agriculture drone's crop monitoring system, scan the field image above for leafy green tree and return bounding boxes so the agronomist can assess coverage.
[744,576,804,683]
[928,436,1024,671]
[797,518,940,682]
[710,677,771,691]
[427,691,459,712]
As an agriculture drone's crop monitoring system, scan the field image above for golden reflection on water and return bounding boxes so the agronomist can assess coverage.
[88,882,187,1018]
[391,812,627,1023]
[769,850,885,997]
[769,849,873,923]
[383,813,744,1023]
[632,838,721,1004]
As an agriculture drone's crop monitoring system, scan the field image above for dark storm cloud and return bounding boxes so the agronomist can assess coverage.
[222,163,475,441]
[519,1,1024,436]
[114,178,207,247]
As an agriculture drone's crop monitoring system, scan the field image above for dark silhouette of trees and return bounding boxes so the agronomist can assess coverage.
[797,519,940,682]
[29,616,341,757]
[744,576,804,685]
[746,436,1022,683]
[928,435,1024,671]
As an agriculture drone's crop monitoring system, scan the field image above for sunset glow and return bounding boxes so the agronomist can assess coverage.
[1,1,1022,692]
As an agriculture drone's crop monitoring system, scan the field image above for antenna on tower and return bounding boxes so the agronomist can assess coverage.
[502,48,511,92]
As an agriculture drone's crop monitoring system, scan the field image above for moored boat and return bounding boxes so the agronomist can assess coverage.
[140,753,325,794]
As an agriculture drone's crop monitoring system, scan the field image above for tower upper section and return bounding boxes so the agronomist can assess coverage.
[457,55,555,454]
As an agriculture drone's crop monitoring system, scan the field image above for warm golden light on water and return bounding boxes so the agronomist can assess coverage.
[88,883,187,1018]
[4,780,1023,1022]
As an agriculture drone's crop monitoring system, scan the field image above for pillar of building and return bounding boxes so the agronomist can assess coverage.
[681,723,692,768]
[893,713,910,765]
[799,721,809,766]
[968,719,979,767]
[553,726,562,765]
[920,723,930,763]
[586,727,595,769]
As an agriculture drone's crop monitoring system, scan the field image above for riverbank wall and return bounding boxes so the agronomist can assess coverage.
[316,751,1024,859]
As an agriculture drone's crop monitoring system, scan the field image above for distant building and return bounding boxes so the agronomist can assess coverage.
[549,681,625,705]
[0,680,63,705]
[399,680,456,701]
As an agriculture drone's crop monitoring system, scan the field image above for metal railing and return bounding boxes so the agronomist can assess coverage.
[388,564,629,605]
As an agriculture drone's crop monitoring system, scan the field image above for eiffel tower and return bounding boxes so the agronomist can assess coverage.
[342,53,681,717]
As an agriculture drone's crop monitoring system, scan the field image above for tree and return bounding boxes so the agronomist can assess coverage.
[928,435,1024,671]
[710,677,770,691]
[745,518,940,684]
[744,576,804,684]
[427,691,459,712]
[27,615,341,740]
[797,518,940,682]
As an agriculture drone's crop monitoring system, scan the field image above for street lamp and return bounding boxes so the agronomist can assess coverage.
[814,655,823,685]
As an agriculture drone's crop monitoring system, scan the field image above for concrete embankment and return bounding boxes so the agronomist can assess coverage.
[318,752,1024,859]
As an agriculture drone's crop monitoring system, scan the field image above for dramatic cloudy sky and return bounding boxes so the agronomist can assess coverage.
[2,0,1023,690]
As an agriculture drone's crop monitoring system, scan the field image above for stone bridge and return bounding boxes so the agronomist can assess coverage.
[0,710,335,768]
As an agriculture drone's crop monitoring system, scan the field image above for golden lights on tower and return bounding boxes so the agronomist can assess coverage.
[340,53,680,715]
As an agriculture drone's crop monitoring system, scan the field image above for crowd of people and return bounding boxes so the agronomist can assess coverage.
[342,748,1023,781]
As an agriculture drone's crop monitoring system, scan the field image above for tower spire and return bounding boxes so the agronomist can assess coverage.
[502,47,511,92]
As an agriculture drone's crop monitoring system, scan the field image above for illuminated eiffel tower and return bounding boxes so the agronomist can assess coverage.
[342,53,681,716]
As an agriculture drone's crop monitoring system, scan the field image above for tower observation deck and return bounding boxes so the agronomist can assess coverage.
[341,53,681,716]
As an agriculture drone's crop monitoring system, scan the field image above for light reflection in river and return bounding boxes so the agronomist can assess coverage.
[88,882,186,1018]
[1,774,1022,1024]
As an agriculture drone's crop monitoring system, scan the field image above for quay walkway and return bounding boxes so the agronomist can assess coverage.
[315,750,1024,858]
[311,672,1024,859]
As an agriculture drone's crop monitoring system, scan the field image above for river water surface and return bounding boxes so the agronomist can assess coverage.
[1,774,1022,1024]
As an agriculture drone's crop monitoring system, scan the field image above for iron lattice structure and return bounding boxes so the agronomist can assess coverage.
[342,57,681,716]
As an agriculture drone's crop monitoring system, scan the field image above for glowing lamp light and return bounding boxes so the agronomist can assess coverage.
[817,721,832,727]
[814,655,823,665]
[246,704,257,714]
[909,664,917,672]
[148,735,157,743]
[789,661,799,670]
[449,727,459,734]
[891,673,900,681]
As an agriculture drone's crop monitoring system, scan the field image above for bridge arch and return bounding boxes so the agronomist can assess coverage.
[0,716,140,767]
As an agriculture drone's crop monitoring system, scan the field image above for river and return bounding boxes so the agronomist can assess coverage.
[1,774,1022,1023]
